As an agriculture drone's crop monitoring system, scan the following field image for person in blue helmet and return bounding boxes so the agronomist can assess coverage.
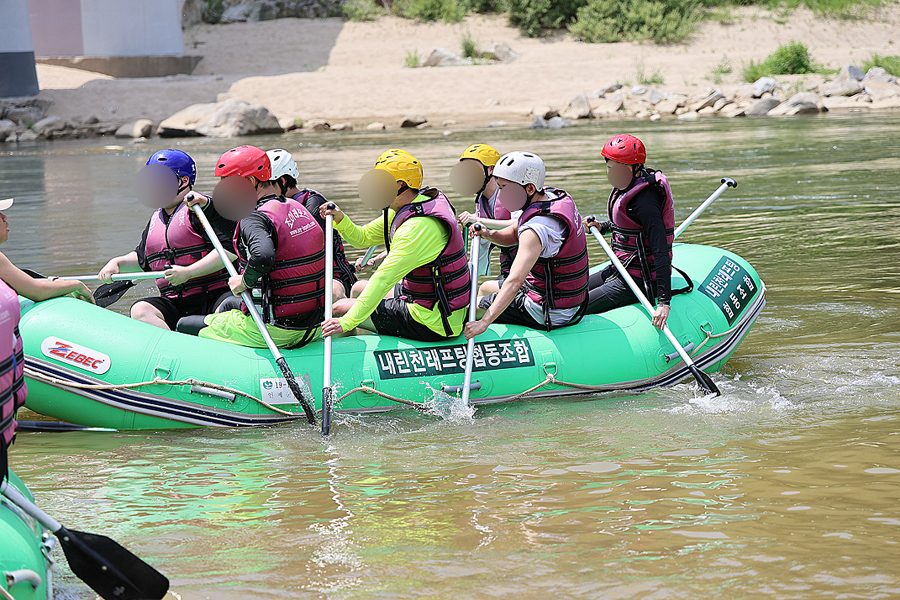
[98,149,238,330]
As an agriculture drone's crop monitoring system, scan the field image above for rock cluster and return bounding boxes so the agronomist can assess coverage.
[183,0,343,26]
[420,44,518,68]
[536,66,900,125]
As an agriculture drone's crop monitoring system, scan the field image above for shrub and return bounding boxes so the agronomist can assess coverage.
[862,54,900,77]
[635,57,665,85]
[569,0,700,44]
[464,0,506,12]
[506,0,586,37]
[404,48,422,68]
[201,0,225,23]
[393,0,467,22]
[741,41,817,81]
[343,0,386,20]
[708,55,733,83]
[460,30,479,58]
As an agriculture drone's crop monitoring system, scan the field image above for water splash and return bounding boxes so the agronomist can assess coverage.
[422,385,477,423]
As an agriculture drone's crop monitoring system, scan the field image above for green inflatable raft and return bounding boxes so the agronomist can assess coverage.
[0,472,53,600]
[18,243,765,430]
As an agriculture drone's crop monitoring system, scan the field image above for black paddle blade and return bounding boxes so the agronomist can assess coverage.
[58,526,169,600]
[94,280,136,308]
[277,357,317,424]
[322,386,333,436]
[689,365,721,397]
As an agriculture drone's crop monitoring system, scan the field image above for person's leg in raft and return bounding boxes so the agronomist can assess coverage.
[585,266,640,314]
[131,297,180,330]
[198,310,319,348]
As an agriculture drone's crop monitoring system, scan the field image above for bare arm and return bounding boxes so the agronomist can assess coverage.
[464,229,542,339]
[481,223,519,248]
[98,251,143,282]
[0,252,94,303]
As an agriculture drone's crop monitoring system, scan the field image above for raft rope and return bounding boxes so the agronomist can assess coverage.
[23,367,299,417]
[691,321,745,356]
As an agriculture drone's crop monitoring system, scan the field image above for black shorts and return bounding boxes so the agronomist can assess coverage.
[133,290,234,330]
[478,288,544,328]
[368,297,448,342]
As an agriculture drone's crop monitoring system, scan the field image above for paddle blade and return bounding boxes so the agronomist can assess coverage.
[689,365,721,397]
[276,357,316,425]
[321,386,333,436]
[94,280,136,308]
[58,527,168,600]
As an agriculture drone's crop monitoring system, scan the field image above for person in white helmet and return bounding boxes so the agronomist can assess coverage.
[267,149,356,300]
[465,151,590,338]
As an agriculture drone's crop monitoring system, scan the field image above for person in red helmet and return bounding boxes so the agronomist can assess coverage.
[187,145,326,348]
[585,134,676,330]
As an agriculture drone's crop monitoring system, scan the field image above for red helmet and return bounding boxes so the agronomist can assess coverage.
[215,145,272,181]
[601,134,646,165]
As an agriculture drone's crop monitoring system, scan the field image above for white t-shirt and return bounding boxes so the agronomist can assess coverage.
[518,215,581,327]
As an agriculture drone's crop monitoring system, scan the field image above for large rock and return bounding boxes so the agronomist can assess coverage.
[366,122,386,131]
[834,65,865,83]
[5,106,45,126]
[115,119,153,138]
[654,99,680,115]
[482,43,517,63]
[400,115,427,128]
[721,105,747,118]
[647,89,665,105]
[823,79,863,97]
[181,0,203,27]
[546,117,572,129]
[692,90,725,111]
[864,67,897,84]
[863,79,900,102]
[156,98,283,138]
[0,119,16,141]
[529,117,549,129]
[422,48,461,68]
[561,93,593,119]
[752,77,777,98]
[747,97,781,116]
[304,119,330,131]
[33,116,66,137]
[591,91,624,116]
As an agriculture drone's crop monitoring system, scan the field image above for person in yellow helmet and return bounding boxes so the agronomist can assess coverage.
[451,143,518,296]
[319,149,472,341]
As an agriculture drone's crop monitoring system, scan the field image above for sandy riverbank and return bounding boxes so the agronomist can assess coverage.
[32,7,900,130]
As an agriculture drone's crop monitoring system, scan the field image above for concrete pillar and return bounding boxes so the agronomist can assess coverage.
[0,0,39,97]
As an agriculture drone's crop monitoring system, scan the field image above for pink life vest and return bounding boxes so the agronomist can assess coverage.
[293,189,357,289]
[390,189,472,337]
[234,196,326,329]
[144,202,230,299]
[0,279,27,477]
[476,189,516,277]
[519,188,590,325]
[607,170,675,282]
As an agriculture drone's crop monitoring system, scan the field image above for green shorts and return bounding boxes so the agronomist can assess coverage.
[199,310,321,349]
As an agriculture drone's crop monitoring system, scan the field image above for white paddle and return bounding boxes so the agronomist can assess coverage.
[586,218,720,396]
[322,204,335,436]
[674,177,737,240]
[461,224,482,406]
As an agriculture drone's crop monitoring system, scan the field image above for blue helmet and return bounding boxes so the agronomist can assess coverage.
[146,149,197,186]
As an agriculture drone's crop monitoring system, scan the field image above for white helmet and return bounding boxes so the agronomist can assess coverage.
[493,151,545,190]
[266,149,299,180]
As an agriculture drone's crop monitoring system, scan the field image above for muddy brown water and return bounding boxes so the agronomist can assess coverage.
[1,112,899,599]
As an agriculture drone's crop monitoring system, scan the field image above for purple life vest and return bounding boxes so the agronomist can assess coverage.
[519,188,590,320]
[607,170,675,282]
[390,189,472,336]
[476,189,516,277]
[144,202,230,299]
[0,280,27,477]
[293,189,357,290]
[234,196,326,329]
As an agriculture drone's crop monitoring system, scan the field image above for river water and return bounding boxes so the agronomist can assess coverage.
[1,113,899,599]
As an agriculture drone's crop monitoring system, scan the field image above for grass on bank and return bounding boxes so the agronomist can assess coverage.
[862,54,900,76]
[741,41,822,81]
[335,0,888,42]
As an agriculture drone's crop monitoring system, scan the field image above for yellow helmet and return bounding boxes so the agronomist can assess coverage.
[459,144,500,167]
[375,149,423,189]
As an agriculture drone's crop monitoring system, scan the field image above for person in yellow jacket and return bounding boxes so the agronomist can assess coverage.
[319,149,472,342]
